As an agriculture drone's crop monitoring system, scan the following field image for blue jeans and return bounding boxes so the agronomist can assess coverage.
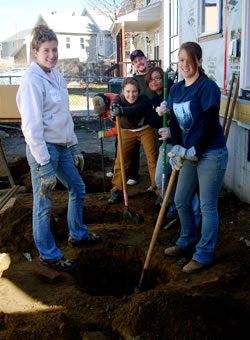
[155,144,200,225]
[175,147,228,264]
[26,144,89,261]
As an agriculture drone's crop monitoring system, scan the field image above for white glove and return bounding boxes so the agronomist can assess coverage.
[156,101,170,117]
[158,127,171,141]
[168,145,197,161]
[169,155,184,171]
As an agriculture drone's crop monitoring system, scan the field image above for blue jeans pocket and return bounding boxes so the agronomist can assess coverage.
[199,147,228,170]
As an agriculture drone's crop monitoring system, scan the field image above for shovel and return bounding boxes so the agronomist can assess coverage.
[116,116,141,224]
[99,116,107,193]
[137,169,177,291]
[161,71,168,197]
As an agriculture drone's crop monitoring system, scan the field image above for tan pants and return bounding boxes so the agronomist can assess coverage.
[112,127,159,191]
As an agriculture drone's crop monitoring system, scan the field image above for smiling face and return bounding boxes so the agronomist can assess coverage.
[123,83,139,104]
[148,70,163,94]
[33,40,58,72]
[178,48,202,85]
[132,56,148,75]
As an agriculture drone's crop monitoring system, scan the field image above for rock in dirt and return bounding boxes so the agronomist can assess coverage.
[0,253,11,277]
[32,265,62,283]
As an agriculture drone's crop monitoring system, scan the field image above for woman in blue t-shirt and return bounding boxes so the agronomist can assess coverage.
[164,42,228,273]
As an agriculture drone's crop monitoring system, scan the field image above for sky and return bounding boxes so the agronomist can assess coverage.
[0,0,88,42]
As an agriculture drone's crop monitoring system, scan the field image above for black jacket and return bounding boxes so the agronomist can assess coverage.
[112,94,154,130]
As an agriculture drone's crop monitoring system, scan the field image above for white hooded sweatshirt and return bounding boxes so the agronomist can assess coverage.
[16,62,78,165]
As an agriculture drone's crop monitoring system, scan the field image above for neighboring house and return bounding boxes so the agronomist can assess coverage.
[1,10,114,64]
[35,12,103,63]
[179,0,250,203]
[1,29,32,63]
[111,0,179,76]
[81,8,114,59]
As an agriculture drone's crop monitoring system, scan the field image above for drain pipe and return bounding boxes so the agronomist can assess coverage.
[223,0,228,95]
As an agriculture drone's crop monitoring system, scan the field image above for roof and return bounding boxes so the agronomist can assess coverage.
[2,29,32,43]
[81,8,113,32]
[36,13,100,35]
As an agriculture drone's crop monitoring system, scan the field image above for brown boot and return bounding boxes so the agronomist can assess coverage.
[164,246,183,257]
[182,260,208,274]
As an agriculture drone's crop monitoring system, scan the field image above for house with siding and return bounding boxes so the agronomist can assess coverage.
[1,10,114,64]
[111,0,250,203]
[179,0,250,203]
[111,0,178,76]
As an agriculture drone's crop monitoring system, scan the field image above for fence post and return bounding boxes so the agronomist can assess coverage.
[86,77,89,119]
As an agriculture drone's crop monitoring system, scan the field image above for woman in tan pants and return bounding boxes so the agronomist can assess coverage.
[108,77,158,204]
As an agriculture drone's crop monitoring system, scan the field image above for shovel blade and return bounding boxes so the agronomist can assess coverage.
[123,207,142,224]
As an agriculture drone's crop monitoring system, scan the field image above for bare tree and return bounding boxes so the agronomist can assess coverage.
[83,0,144,22]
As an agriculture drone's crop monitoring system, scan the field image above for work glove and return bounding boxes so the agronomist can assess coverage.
[169,155,184,171]
[158,127,171,141]
[156,101,170,117]
[69,144,84,172]
[110,104,123,119]
[93,95,106,116]
[168,145,197,161]
[98,130,106,139]
[38,162,57,195]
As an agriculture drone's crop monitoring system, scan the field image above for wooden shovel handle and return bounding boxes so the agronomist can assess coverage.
[143,169,178,270]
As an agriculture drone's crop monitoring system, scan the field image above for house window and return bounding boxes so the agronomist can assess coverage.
[154,31,159,60]
[146,0,151,5]
[66,37,70,49]
[80,37,84,49]
[198,0,222,37]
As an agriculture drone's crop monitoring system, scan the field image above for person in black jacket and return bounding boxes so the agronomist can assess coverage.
[108,77,159,203]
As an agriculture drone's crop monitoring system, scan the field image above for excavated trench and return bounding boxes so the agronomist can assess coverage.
[1,150,250,339]
[73,245,168,297]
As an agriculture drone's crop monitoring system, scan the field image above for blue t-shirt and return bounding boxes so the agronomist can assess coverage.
[167,77,225,150]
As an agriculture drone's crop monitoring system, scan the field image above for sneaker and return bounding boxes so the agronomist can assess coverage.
[147,186,155,192]
[182,260,208,274]
[39,256,75,272]
[106,171,113,178]
[108,189,122,204]
[68,233,102,248]
[127,178,138,186]
[164,246,183,257]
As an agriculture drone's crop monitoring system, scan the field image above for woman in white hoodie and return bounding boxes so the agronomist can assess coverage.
[16,25,101,272]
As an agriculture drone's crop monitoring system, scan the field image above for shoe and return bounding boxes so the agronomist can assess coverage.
[155,194,163,206]
[68,233,102,248]
[127,179,138,185]
[147,186,155,192]
[166,209,179,219]
[182,260,208,274]
[106,171,113,178]
[108,190,122,204]
[164,246,183,257]
[39,256,75,272]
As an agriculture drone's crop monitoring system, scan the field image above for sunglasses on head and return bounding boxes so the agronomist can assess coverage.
[37,32,56,41]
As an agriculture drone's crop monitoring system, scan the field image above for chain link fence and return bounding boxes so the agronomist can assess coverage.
[0,75,125,118]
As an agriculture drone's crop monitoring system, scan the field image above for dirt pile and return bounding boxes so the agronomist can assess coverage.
[0,141,249,339]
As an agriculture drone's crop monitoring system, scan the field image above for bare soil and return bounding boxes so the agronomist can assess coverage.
[0,119,250,340]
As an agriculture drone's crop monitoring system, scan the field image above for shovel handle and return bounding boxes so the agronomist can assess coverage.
[143,169,178,270]
[116,116,129,206]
